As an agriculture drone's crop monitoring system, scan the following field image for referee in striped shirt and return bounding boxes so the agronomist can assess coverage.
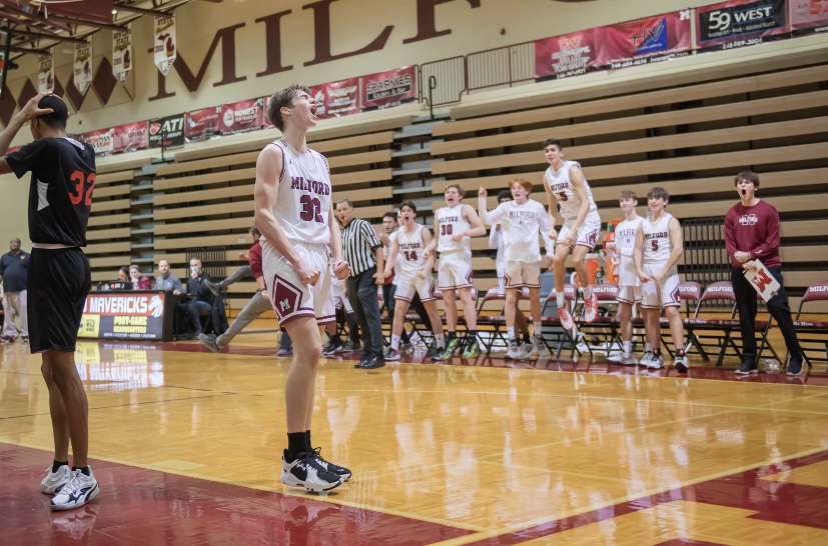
[336,200,386,369]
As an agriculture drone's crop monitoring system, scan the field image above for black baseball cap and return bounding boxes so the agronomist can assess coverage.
[37,94,69,126]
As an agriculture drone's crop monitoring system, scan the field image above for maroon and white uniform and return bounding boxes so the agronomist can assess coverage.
[261,139,335,325]
[615,216,643,304]
[544,160,601,249]
[394,224,436,302]
[640,212,681,309]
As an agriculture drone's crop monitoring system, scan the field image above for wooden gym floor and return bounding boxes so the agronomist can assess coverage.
[2,331,828,545]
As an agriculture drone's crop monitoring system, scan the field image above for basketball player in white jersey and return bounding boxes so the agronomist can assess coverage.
[424,184,486,360]
[255,85,352,492]
[542,139,602,330]
[608,190,645,365]
[634,187,688,372]
[382,201,446,361]
[478,179,551,359]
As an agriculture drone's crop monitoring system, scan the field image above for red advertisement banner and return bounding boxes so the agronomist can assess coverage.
[696,0,788,50]
[84,128,115,156]
[220,98,264,135]
[594,11,692,69]
[361,66,417,109]
[185,106,221,142]
[790,0,828,32]
[113,121,149,154]
[311,78,360,119]
[534,29,596,79]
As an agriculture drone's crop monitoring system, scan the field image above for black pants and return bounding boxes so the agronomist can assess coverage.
[731,266,802,361]
[348,267,384,358]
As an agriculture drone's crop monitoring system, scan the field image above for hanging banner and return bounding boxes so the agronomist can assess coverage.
[113,122,149,154]
[112,28,132,81]
[534,29,597,79]
[41,0,113,25]
[37,53,54,93]
[73,41,93,95]
[220,98,264,134]
[594,11,692,69]
[185,106,221,142]
[84,128,115,156]
[790,0,828,33]
[149,113,185,148]
[154,15,177,76]
[311,78,360,119]
[696,0,788,50]
[361,66,417,109]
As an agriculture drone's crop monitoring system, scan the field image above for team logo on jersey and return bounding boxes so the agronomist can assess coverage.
[739,213,758,226]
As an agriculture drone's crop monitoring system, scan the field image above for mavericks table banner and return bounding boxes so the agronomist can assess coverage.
[593,11,692,69]
[78,292,167,340]
[696,0,788,50]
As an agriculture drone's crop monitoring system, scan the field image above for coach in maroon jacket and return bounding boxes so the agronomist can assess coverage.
[724,170,803,376]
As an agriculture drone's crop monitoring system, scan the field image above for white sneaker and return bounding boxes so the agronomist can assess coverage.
[40,464,73,494]
[281,451,343,493]
[621,353,638,366]
[647,354,664,369]
[529,334,544,359]
[638,351,654,367]
[50,468,100,511]
[506,342,525,360]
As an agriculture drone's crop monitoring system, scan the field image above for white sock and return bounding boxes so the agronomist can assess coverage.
[556,291,565,307]
[533,322,542,336]
[507,326,515,341]
[623,340,632,355]
[391,335,401,350]
[434,333,445,348]
[585,285,594,300]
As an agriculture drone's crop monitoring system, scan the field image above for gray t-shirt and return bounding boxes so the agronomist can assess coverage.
[154,273,183,293]
[0,251,30,292]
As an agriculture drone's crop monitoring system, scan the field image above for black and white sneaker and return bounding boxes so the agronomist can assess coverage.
[384,348,401,361]
[50,467,100,510]
[322,338,343,357]
[281,451,343,493]
[311,447,351,482]
[787,357,804,376]
[735,359,758,375]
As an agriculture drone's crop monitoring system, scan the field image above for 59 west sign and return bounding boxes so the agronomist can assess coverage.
[697,0,788,50]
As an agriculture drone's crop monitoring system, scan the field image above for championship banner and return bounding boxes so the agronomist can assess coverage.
[311,77,360,119]
[220,98,264,134]
[39,0,113,24]
[594,11,692,69]
[37,53,54,93]
[361,66,417,109]
[185,106,221,142]
[697,0,788,50]
[790,0,828,33]
[78,292,167,340]
[113,121,149,154]
[534,29,596,79]
[154,15,177,76]
[84,128,114,156]
[112,27,132,81]
[149,113,185,148]
[73,41,93,95]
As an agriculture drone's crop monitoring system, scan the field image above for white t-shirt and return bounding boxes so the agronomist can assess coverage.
[483,199,550,262]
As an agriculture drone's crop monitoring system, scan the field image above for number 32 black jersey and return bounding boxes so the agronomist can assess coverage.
[6,137,96,247]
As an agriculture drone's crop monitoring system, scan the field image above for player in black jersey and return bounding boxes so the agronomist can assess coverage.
[0,94,100,510]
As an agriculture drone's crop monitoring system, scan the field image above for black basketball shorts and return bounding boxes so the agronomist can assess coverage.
[28,247,91,353]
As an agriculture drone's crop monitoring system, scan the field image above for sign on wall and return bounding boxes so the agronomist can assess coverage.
[790,0,828,33]
[185,106,221,142]
[149,113,185,148]
[696,0,788,50]
[220,98,264,134]
[361,65,417,109]
[593,11,692,69]
[311,78,360,119]
[113,121,149,153]
[154,15,177,76]
[113,28,133,81]
[535,29,596,79]
[78,292,167,340]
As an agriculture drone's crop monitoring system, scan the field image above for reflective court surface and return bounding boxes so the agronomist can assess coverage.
[2,335,828,545]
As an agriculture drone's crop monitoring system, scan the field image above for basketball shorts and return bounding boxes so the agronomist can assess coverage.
[557,212,601,250]
[438,251,473,290]
[617,255,641,304]
[28,247,91,353]
[640,263,681,309]
[331,277,353,313]
[262,242,335,325]
[395,271,436,302]
[505,260,541,289]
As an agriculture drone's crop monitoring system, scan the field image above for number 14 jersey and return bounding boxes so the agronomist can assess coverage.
[270,138,332,246]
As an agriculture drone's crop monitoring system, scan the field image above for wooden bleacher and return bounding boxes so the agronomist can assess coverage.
[430,61,828,312]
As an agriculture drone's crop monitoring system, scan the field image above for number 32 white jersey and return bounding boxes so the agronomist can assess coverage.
[268,138,332,246]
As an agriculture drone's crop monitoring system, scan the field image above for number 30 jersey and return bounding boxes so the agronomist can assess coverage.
[269,138,332,246]
[436,204,471,254]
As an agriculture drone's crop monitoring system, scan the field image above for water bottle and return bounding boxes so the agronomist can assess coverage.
[763,359,781,374]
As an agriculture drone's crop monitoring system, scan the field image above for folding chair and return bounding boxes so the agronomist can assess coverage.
[476,287,530,353]
[793,280,828,368]
[575,284,623,358]
[540,284,580,358]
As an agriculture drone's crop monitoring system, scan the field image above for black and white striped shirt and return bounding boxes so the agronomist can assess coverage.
[341,218,382,276]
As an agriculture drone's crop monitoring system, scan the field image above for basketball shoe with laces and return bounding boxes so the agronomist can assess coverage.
[50,467,99,511]
[281,451,343,493]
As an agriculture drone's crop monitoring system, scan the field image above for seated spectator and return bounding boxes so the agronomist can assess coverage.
[154,259,183,293]
[129,264,152,290]
[180,258,227,336]
[117,266,130,283]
